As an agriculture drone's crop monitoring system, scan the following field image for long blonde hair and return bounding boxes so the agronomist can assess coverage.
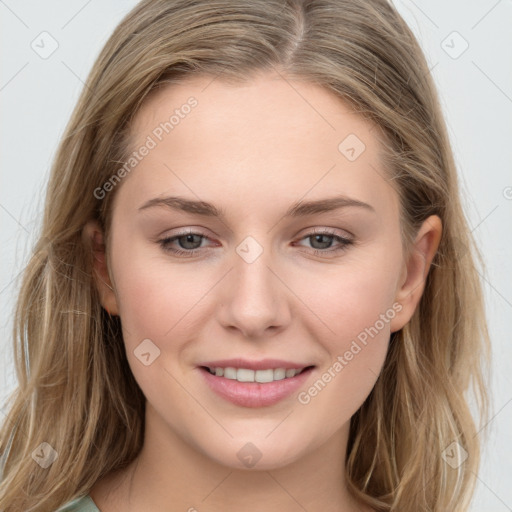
[0,0,490,510]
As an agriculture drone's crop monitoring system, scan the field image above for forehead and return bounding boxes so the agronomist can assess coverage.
[131,72,379,151]
[118,72,398,222]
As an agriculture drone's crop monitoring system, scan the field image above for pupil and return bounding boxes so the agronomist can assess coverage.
[312,234,331,249]
[181,234,201,249]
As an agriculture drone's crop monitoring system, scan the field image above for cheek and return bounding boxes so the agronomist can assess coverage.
[111,252,209,394]
[295,282,393,434]
[292,247,401,348]
[112,244,208,338]
[291,250,400,422]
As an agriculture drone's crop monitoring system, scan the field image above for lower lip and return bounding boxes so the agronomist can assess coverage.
[198,366,315,408]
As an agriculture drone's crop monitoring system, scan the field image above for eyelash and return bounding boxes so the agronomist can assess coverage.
[158,228,354,258]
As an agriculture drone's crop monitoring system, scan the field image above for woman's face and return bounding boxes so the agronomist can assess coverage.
[91,72,439,470]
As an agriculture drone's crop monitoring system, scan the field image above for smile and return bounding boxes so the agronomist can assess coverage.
[198,364,316,408]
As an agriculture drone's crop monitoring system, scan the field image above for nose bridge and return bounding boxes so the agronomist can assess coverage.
[234,235,274,294]
[218,233,290,337]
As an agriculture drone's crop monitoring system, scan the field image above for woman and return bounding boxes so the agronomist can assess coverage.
[0,0,490,510]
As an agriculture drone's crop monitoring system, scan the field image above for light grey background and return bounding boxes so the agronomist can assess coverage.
[1,1,511,509]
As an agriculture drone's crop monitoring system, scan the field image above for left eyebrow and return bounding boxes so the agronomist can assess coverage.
[285,195,375,216]
[138,194,375,220]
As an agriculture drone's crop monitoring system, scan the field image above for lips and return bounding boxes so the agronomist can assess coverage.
[197,358,316,408]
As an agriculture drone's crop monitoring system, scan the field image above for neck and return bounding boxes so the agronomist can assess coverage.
[90,402,372,512]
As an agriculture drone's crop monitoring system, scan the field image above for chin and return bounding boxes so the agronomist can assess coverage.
[202,437,306,471]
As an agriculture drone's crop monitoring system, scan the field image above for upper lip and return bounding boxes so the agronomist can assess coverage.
[199,358,314,371]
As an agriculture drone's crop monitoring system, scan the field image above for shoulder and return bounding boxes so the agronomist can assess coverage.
[56,494,100,512]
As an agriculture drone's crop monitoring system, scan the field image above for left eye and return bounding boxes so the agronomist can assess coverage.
[158,229,353,258]
[294,229,353,256]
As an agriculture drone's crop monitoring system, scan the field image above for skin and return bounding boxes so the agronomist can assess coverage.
[84,71,442,511]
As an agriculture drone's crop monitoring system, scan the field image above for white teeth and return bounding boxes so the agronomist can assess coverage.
[273,368,286,381]
[256,369,275,383]
[207,366,306,382]
[224,367,237,379]
[237,368,255,382]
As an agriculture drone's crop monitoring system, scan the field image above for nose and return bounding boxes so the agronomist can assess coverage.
[216,243,292,339]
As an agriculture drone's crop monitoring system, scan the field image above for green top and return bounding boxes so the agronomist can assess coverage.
[56,494,100,511]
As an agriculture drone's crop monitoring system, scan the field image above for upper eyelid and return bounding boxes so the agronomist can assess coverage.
[160,227,351,238]
[303,226,353,238]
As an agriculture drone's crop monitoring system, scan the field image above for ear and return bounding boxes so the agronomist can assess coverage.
[390,215,442,333]
[82,219,119,316]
